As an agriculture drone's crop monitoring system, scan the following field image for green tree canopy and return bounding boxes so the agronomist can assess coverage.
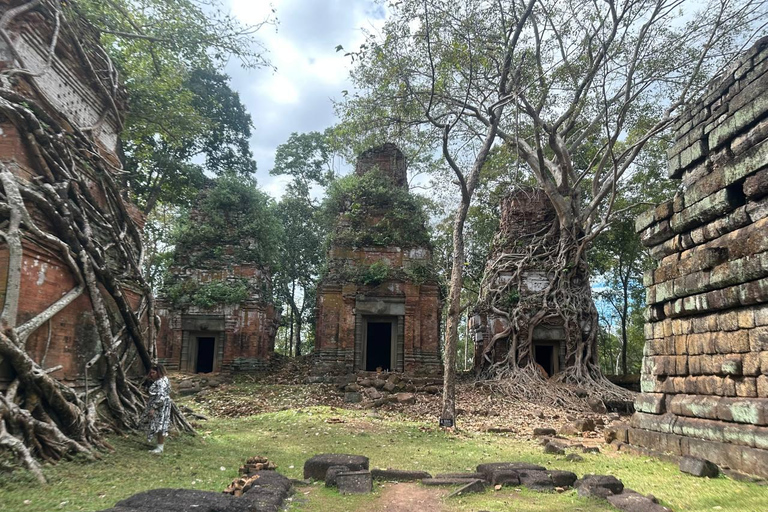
[74,0,270,212]
[322,170,433,249]
[174,175,282,270]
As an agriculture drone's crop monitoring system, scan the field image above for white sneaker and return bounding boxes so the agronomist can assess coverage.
[149,445,164,454]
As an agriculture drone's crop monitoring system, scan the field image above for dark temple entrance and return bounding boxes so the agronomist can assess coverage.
[196,337,215,373]
[533,343,557,377]
[365,322,392,371]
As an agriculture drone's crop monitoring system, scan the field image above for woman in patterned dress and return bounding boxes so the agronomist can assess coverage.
[142,364,172,454]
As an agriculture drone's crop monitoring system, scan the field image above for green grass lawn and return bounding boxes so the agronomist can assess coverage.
[0,389,766,512]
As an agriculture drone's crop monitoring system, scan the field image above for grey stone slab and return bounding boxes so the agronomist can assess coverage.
[607,489,672,512]
[476,462,546,482]
[575,474,624,498]
[337,470,373,494]
[518,470,554,492]
[680,456,720,477]
[324,465,350,487]
[371,468,432,481]
[433,472,487,480]
[547,470,577,488]
[446,479,485,497]
[303,454,369,480]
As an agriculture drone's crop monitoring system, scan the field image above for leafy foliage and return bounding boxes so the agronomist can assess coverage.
[271,130,337,197]
[173,175,282,269]
[322,170,432,248]
[361,261,391,286]
[74,0,269,212]
[165,278,250,308]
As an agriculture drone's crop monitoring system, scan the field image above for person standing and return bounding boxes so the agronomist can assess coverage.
[142,364,172,454]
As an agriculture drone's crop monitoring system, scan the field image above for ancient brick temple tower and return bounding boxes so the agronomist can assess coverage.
[156,189,280,374]
[470,187,568,375]
[313,144,443,376]
[0,5,144,388]
[631,38,768,477]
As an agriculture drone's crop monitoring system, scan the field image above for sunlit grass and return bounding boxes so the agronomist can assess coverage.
[0,394,765,511]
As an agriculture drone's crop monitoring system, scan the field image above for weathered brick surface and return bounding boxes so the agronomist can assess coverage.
[314,146,442,376]
[156,258,279,374]
[0,20,145,389]
[632,38,768,478]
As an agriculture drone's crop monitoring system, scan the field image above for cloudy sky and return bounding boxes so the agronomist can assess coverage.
[224,0,387,198]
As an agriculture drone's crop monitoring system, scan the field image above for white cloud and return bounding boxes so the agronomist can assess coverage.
[224,0,389,198]
[259,72,300,105]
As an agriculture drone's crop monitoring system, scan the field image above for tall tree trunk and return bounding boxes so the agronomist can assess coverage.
[441,197,470,424]
[620,269,630,377]
[295,316,303,357]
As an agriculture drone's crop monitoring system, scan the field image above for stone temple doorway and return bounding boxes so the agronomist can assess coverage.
[532,341,560,377]
[363,317,397,371]
[365,321,393,371]
[196,336,216,373]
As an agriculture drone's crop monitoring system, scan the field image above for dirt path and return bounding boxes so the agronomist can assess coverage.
[358,482,449,512]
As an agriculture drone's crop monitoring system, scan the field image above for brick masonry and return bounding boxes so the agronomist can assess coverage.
[471,187,568,374]
[0,8,143,389]
[313,145,442,377]
[156,194,279,374]
[155,267,279,375]
[633,37,768,477]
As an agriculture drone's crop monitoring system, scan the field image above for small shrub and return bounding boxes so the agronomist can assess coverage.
[361,261,391,285]
[164,278,251,308]
[322,169,431,248]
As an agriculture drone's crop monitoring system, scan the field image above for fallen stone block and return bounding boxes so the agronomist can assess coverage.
[446,479,485,497]
[337,470,372,494]
[547,470,577,488]
[422,477,484,486]
[571,418,596,432]
[679,456,720,478]
[324,465,350,487]
[607,489,672,512]
[518,470,554,492]
[104,489,246,512]
[533,427,557,436]
[488,470,520,486]
[476,462,546,482]
[394,392,416,404]
[101,471,294,512]
[241,471,294,512]
[370,468,432,481]
[303,454,369,480]
[543,442,565,455]
[574,474,624,498]
[344,392,362,403]
[565,454,584,462]
[434,472,487,480]
[588,398,608,414]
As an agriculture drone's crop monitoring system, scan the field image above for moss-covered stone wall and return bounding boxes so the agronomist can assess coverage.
[632,37,768,477]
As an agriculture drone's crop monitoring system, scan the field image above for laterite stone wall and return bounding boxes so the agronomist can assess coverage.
[632,37,768,477]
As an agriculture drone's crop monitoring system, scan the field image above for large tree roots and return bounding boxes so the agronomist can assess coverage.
[0,0,194,481]
[477,363,635,413]
[474,213,635,411]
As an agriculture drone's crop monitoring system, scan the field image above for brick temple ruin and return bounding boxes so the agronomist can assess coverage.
[470,188,567,375]
[156,190,280,374]
[313,144,443,376]
[0,5,144,388]
[631,38,768,477]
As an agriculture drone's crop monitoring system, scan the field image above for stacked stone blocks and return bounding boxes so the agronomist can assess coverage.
[632,37,768,477]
